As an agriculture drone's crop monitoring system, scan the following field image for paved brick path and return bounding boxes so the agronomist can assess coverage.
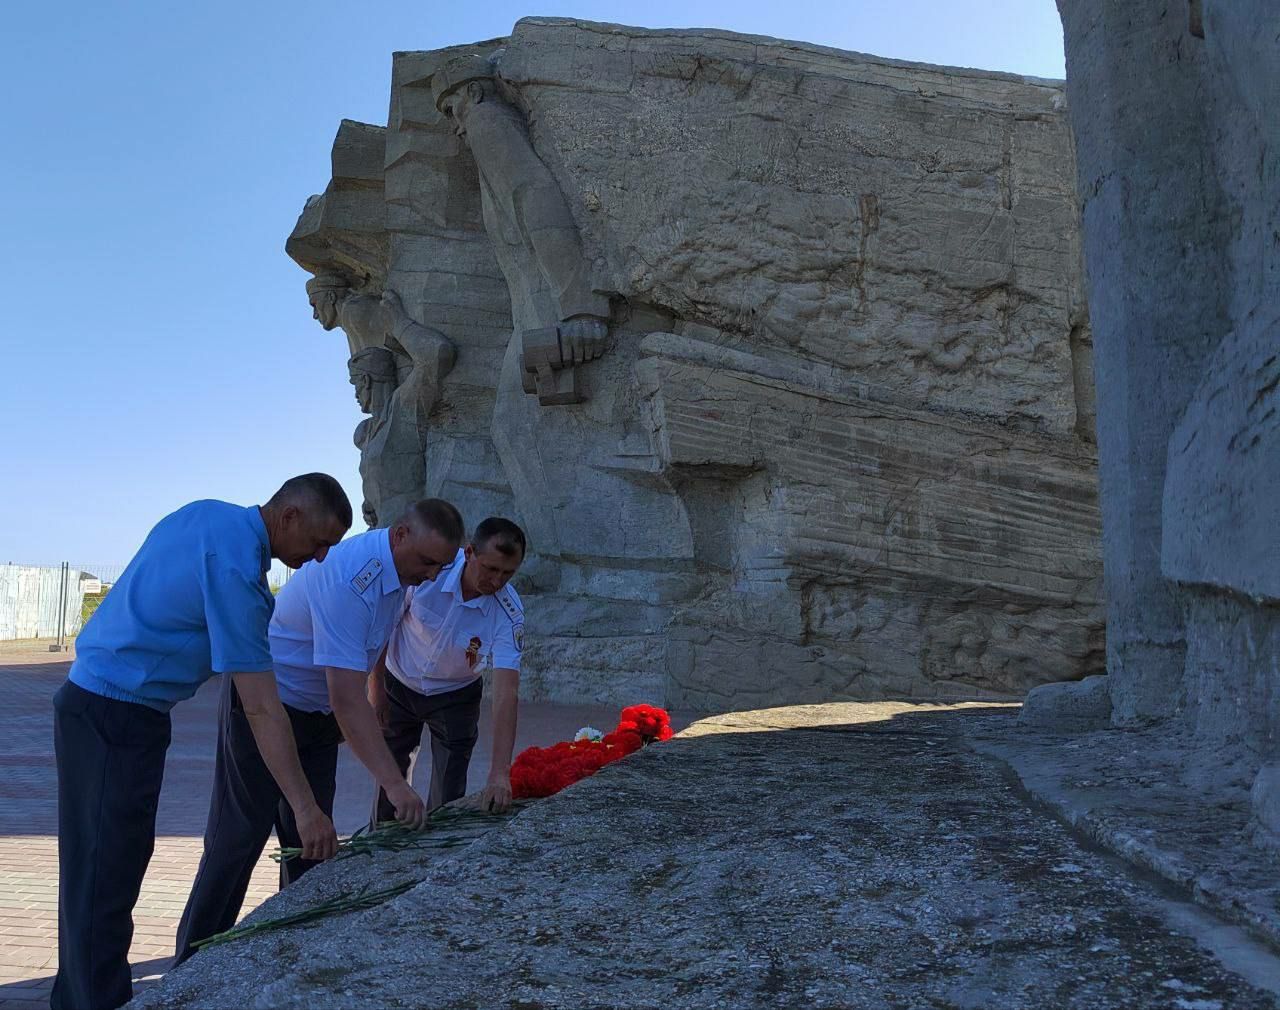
[0,640,622,1009]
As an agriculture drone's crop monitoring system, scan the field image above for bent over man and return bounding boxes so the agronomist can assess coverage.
[369,517,526,819]
[52,474,351,1010]
[174,498,464,963]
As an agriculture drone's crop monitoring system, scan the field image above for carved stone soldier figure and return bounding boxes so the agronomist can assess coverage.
[314,283,456,526]
[307,273,399,359]
[432,55,610,402]
[348,345,400,528]
[423,51,682,563]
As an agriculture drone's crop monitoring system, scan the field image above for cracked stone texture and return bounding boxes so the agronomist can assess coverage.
[288,18,1102,710]
[1055,0,1279,729]
[131,705,1280,1010]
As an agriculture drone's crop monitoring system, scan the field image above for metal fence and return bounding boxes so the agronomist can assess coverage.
[0,562,129,644]
[0,558,295,645]
[0,564,85,644]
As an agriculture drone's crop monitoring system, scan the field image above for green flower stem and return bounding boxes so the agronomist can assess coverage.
[197,803,531,950]
[191,881,417,949]
[270,802,528,864]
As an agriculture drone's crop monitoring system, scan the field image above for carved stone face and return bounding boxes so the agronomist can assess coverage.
[310,290,340,330]
[441,81,486,139]
[440,94,467,138]
[350,372,374,413]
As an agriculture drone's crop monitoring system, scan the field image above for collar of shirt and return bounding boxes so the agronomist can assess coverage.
[247,505,271,575]
[432,549,487,611]
[376,528,403,596]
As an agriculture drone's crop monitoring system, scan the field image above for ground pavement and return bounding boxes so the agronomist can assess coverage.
[133,704,1280,1009]
[0,639,621,1010]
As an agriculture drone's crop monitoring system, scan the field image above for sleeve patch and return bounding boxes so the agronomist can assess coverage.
[350,559,383,595]
[513,624,524,652]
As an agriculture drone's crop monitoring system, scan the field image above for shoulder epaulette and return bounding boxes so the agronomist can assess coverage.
[494,585,523,625]
[349,558,383,595]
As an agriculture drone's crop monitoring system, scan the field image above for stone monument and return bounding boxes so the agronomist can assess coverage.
[288,18,1103,710]
[1042,0,1280,844]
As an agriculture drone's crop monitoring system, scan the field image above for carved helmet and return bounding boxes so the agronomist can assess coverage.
[348,346,398,383]
[305,272,351,296]
[431,54,497,113]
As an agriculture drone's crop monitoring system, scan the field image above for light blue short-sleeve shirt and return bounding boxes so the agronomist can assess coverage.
[385,548,524,698]
[270,527,404,713]
[69,501,274,712]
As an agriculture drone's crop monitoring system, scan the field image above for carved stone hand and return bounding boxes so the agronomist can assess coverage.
[380,288,407,322]
[560,315,608,365]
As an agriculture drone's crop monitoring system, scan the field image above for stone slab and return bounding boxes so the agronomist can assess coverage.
[131,705,1280,1009]
[973,719,1280,956]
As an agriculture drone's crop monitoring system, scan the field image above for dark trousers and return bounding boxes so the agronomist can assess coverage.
[373,675,482,823]
[173,678,341,964]
[52,681,172,1010]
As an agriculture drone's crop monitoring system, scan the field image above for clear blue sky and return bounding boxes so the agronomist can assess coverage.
[1,1,1065,569]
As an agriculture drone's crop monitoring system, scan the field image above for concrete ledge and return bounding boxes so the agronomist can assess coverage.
[972,723,1280,953]
[1018,674,1110,731]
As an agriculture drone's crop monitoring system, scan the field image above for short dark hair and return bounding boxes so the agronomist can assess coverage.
[401,498,465,544]
[267,473,353,529]
[472,517,527,559]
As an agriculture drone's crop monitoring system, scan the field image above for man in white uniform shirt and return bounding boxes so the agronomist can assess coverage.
[175,498,465,962]
[369,517,526,818]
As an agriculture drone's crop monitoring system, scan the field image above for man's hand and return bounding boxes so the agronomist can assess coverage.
[328,666,425,828]
[560,315,608,365]
[385,780,427,828]
[293,802,339,862]
[232,671,335,862]
[482,668,520,815]
[477,772,513,814]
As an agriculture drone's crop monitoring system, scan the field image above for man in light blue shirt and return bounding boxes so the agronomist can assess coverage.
[175,497,464,962]
[52,474,352,1010]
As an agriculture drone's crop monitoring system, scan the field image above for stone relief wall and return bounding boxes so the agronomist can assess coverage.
[288,18,1103,710]
[1052,0,1279,841]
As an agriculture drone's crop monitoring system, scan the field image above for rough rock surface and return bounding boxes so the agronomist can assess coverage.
[1054,0,1279,842]
[1017,673,1110,730]
[1160,5,1279,608]
[973,721,1280,954]
[132,705,1280,1009]
[288,19,1103,710]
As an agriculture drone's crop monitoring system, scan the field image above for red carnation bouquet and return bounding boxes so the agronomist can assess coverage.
[510,704,674,799]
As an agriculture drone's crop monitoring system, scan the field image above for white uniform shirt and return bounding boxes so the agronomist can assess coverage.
[271,528,404,713]
[386,548,523,698]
